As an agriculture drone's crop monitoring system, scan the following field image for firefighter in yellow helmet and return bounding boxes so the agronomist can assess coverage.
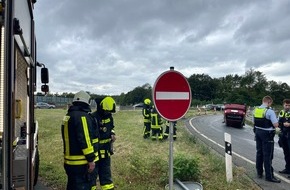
[92,96,116,190]
[61,90,99,190]
[142,98,152,139]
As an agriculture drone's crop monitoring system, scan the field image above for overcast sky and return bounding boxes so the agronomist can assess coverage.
[34,0,290,95]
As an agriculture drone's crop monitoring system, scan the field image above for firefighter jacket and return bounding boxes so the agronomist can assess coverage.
[61,103,99,166]
[92,111,115,158]
[278,110,290,132]
[254,107,274,129]
[142,105,151,123]
[151,111,163,129]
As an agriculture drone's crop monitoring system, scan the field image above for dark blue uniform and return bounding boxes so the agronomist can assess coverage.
[61,102,99,190]
[278,110,290,174]
[253,105,278,181]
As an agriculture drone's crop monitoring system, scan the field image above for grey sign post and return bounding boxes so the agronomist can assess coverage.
[152,67,192,190]
[169,121,174,189]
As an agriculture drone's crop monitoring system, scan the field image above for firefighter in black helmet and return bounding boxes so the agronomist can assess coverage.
[92,96,116,190]
[61,90,99,190]
[142,98,152,139]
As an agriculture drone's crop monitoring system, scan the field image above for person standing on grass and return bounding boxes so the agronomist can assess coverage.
[253,95,280,183]
[278,99,290,177]
[61,90,99,190]
[150,106,164,141]
[142,98,152,139]
[92,96,116,190]
[163,120,177,140]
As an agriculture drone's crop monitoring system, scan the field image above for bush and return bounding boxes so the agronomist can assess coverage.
[173,153,200,181]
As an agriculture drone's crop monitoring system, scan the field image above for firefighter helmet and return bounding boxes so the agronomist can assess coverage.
[100,96,116,112]
[73,90,91,105]
[144,98,151,105]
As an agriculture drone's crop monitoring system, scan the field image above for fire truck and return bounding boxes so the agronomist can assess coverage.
[0,0,49,189]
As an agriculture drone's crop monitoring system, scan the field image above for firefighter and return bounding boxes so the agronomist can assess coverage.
[151,106,163,140]
[92,96,116,190]
[278,99,290,176]
[142,98,152,139]
[163,120,177,140]
[253,96,280,183]
[61,90,99,190]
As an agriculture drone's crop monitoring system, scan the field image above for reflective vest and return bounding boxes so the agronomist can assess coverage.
[254,107,273,128]
[279,110,290,131]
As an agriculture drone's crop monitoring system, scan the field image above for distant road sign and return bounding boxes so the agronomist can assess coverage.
[152,69,191,121]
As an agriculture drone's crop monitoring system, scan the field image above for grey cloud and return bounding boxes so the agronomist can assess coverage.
[34,0,290,94]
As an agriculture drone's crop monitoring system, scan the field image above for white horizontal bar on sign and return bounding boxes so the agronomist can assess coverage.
[156,91,189,100]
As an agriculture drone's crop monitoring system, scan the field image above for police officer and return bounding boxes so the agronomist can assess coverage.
[61,90,99,190]
[151,106,163,141]
[92,96,116,190]
[278,99,290,176]
[253,95,280,183]
[142,98,152,139]
[163,120,177,140]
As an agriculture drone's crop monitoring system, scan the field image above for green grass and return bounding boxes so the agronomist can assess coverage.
[36,109,261,190]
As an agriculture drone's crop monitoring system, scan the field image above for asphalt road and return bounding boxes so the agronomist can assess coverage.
[185,114,290,190]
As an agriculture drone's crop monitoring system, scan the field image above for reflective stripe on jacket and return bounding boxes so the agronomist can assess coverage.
[151,113,163,129]
[142,106,151,123]
[278,110,290,132]
[62,105,99,166]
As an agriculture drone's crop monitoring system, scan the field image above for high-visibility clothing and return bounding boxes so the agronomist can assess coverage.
[279,110,290,132]
[151,110,163,140]
[61,103,99,190]
[254,107,273,128]
[142,105,151,138]
[151,113,163,129]
[62,104,99,165]
[92,109,115,190]
[142,105,151,123]
[278,109,290,172]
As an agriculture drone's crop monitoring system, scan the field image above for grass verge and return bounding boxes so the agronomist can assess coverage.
[36,109,261,190]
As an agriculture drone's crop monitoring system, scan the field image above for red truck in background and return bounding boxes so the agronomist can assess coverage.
[224,104,247,128]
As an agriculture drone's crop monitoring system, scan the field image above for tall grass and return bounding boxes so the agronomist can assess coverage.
[36,109,261,190]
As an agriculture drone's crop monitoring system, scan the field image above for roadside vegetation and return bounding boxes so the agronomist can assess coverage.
[41,69,290,110]
[36,109,261,190]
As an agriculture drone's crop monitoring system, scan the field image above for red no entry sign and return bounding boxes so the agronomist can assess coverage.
[152,69,192,121]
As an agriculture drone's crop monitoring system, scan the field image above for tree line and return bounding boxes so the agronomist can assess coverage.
[39,69,290,107]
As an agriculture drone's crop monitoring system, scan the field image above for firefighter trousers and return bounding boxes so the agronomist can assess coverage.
[151,127,163,140]
[255,129,275,179]
[143,122,151,138]
[163,125,177,140]
[64,164,97,190]
[98,156,114,190]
